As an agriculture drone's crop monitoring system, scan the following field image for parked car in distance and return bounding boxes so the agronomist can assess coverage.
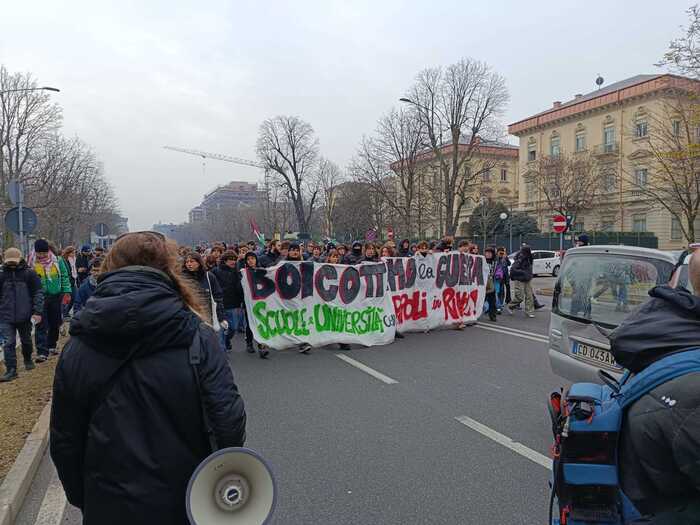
[548,245,678,384]
[509,249,561,276]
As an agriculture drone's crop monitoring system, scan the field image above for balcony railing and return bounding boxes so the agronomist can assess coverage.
[593,142,620,156]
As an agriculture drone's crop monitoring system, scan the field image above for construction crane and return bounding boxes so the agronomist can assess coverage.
[163,146,265,177]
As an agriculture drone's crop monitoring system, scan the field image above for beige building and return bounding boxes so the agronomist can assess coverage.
[409,138,519,238]
[509,74,699,249]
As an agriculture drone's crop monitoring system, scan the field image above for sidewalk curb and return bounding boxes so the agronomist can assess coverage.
[0,400,51,525]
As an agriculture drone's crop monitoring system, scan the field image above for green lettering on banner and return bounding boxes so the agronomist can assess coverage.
[253,301,272,340]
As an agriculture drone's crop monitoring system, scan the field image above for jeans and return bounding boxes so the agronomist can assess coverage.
[485,292,498,320]
[220,308,237,349]
[36,294,63,356]
[236,308,246,331]
[495,280,505,309]
[1,321,33,370]
[509,280,534,315]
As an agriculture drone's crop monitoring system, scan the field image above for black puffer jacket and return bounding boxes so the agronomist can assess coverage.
[50,267,246,525]
[509,252,533,282]
[211,262,244,309]
[0,261,43,323]
[612,286,700,521]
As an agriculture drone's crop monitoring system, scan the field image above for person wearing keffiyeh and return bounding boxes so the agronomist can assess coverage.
[31,239,72,362]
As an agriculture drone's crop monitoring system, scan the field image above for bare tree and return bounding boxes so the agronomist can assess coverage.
[316,157,344,238]
[657,5,700,79]
[351,107,424,239]
[330,181,375,242]
[528,152,603,228]
[256,116,320,236]
[404,58,509,236]
[0,65,62,208]
[623,92,700,243]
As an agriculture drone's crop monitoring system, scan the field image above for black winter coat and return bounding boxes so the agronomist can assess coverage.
[509,252,533,282]
[75,253,91,283]
[0,262,43,324]
[50,266,246,525]
[211,263,244,309]
[612,286,700,521]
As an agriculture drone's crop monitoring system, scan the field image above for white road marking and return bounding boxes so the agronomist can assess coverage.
[455,415,552,470]
[475,323,549,343]
[34,469,67,525]
[476,322,548,340]
[335,354,398,384]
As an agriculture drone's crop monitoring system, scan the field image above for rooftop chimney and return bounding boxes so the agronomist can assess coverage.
[574,93,583,99]
[553,101,562,108]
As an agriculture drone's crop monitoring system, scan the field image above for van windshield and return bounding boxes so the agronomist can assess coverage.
[554,254,675,327]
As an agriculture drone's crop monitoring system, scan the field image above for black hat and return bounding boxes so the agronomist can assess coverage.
[34,239,49,252]
[289,242,300,250]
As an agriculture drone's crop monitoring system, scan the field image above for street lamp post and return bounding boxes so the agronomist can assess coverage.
[0,86,60,95]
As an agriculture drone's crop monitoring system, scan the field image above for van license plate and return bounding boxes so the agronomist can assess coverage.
[571,342,621,370]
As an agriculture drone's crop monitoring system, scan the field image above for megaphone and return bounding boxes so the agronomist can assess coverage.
[186,447,276,525]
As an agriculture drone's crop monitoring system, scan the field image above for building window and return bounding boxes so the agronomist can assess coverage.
[632,214,647,232]
[500,168,508,182]
[482,170,491,182]
[528,142,536,161]
[550,136,561,158]
[634,168,648,188]
[671,217,682,240]
[602,172,617,192]
[635,120,648,138]
[601,219,615,232]
[526,182,535,203]
[575,132,586,152]
[603,126,615,151]
[672,120,681,137]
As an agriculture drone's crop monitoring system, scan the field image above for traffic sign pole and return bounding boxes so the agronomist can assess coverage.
[18,184,24,254]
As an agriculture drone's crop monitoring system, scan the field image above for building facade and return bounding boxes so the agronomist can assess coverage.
[189,181,262,224]
[410,138,519,238]
[509,74,699,249]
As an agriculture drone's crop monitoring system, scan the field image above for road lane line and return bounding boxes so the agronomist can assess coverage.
[476,322,547,340]
[455,415,552,470]
[475,324,549,344]
[34,469,67,525]
[335,354,398,384]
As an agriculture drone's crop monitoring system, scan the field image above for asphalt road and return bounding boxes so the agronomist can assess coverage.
[16,278,564,525]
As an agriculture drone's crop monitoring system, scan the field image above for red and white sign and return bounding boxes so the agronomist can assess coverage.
[552,214,567,233]
[387,226,394,240]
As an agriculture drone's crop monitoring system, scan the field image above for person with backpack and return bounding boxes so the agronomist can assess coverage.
[608,253,700,521]
[548,252,700,524]
[31,239,72,362]
[494,246,510,312]
[50,231,246,525]
[0,248,44,382]
[504,245,535,318]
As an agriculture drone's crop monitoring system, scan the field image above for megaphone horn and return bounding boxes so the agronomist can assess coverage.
[186,447,277,525]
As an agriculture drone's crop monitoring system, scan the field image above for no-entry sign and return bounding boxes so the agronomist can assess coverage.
[552,214,567,233]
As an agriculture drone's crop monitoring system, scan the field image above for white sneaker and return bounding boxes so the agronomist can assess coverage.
[527,313,535,318]
[503,305,513,315]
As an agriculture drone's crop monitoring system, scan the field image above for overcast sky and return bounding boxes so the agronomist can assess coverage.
[0,1,689,230]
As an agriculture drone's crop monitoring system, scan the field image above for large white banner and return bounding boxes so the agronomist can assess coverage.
[242,252,488,349]
[384,252,488,333]
[241,261,397,350]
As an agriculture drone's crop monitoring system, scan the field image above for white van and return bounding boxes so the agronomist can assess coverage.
[548,245,677,383]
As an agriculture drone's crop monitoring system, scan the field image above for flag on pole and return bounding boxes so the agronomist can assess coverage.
[249,218,265,246]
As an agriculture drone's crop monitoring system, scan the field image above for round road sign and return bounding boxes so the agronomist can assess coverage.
[552,214,567,233]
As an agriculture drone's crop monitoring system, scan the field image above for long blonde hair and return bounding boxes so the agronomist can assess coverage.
[101,232,207,319]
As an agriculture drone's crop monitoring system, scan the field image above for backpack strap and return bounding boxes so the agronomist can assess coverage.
[618,348,700,409]
[188,323,218,453]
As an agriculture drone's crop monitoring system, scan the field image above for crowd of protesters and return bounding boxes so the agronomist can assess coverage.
[0,234,549,380]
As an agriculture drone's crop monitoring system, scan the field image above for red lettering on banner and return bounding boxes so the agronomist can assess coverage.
[391,291,428,324]
[442,288,481,320]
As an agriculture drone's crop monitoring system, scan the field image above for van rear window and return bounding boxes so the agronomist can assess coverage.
[554,254,674,327]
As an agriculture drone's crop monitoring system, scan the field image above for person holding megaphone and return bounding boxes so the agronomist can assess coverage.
[50,231,247,525]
